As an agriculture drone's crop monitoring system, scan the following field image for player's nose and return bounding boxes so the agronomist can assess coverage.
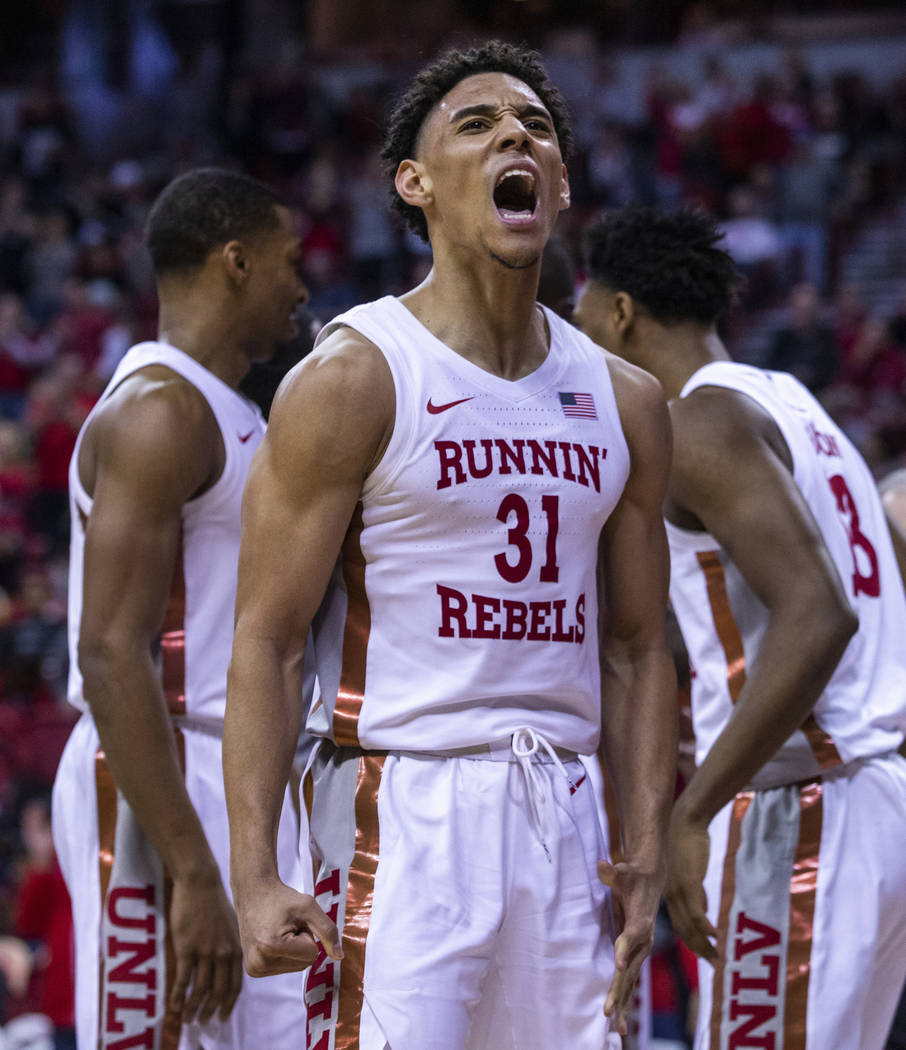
[496,115,531,152]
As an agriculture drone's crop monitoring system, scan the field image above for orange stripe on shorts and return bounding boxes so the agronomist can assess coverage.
[784,780,823,1050]
[335,753,385,1048]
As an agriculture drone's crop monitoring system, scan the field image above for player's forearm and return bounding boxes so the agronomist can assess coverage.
[600,644,677,871]
[677,604,856,825]
[80,641,220,883]
[224,629,304,899]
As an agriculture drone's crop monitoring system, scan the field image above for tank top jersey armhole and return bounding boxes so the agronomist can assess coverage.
[66,341,265,716]
[555,310,632,480]
[309,295,632,754]
[667,359,906,785]
[315,297,418,498]
[315,296,631,501]
[69,342,262,516]
[678,360,817,493]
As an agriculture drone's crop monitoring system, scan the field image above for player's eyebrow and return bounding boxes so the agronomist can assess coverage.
[448,102,552,125]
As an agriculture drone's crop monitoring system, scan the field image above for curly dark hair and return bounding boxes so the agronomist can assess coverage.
[381,40,573,242]
[583,205,742,325]
[146,168,282,277]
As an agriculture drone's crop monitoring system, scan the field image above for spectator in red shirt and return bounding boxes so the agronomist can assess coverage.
[12,795,75,1050]
[24,358,94,558]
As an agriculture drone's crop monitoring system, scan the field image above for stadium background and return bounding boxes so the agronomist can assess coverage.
[0,0,904,1045]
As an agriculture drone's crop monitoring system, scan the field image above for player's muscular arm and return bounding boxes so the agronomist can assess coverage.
[664,387,857,960]
[224,329,393,977]
[78,376,242,1024]
[596,360,677,1035]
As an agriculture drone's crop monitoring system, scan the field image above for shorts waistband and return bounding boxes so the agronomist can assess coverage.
[171,714,224,738]
[406,735,579,763]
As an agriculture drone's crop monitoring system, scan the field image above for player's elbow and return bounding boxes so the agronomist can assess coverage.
[826,595,859,656]
[807,581,858,669]
[77,631,115,683]
[78,629,135,704]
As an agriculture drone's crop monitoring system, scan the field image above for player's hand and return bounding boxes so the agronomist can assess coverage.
[664,804,718,963]
[168,868,243,1025]
[235,879,342,978]
[598,858,662,1036]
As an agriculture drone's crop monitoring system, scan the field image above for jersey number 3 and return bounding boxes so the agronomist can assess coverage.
[829,474,880,598]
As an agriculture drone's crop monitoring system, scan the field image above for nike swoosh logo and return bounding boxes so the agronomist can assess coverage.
[427,396,475,414]
[238,430,255,443]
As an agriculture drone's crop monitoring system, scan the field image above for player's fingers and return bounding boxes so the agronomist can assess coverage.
[245,930,318,977]
[691,912,719,964]
[304,904,343,962]
[597,859,616,887]
[603,963,636,1035]
[168,951,194,1016]
[220,954,243,1021]
[669,893,713,962]
[668,879,717,962]
[182,954,211,1022]
[199,951,233,1025]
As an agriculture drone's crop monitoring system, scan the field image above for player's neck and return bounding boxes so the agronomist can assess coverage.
[644,326,730,401]
[157,300,251,390]
[402,259,546,381]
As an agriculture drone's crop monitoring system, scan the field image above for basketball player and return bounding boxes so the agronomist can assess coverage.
[51,169,310,1050]
[576,205,906,1050]
[223,42,677,1050]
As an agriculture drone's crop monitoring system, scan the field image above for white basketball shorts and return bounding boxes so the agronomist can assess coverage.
[52,712,309,1050]
[301,737,622,1050]
[695,750,906,1050]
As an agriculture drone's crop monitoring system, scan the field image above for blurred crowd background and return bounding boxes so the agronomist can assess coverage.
[0,0,905,1045]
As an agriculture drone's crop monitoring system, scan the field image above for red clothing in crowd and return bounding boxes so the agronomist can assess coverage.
[15,857,75,1028]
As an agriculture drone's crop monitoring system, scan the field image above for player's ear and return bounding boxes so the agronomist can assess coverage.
[222,240,250,286]
[613,291,636,335]
[395,160,433,209]
[558,163,570,212]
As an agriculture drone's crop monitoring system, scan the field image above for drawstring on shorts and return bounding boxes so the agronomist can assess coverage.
[511,727,577,863]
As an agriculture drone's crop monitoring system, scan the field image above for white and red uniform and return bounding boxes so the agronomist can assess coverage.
[303,296,630,1049]
[667,362,906,1050]
[52,342,308,1050]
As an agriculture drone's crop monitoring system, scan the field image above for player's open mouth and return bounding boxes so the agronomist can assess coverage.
[493,169,538,226]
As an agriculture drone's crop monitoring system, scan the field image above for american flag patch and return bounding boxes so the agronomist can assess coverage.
[559,391,597,419]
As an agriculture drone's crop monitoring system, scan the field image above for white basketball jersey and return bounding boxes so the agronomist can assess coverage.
[307,296,631,754]
[667,361,906,788]
[66,342,266,722]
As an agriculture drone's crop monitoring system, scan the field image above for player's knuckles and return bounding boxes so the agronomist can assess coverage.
[244,944,279,977]
[210,943,241,965]
[244,956,273,978]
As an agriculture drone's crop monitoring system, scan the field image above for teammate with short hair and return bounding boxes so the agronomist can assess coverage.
[576,204,906,1050]
[223,42,677,1050]
[52,168,310,1050]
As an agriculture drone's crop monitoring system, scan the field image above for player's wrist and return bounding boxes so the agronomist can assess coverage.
[229,858,283,903]
[671,786,716,828]
[166,848,223,886]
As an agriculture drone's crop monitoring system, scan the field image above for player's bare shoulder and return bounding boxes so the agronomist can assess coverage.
[265,324,395,481]
[669,383,790,480]
[81,366,222,502]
